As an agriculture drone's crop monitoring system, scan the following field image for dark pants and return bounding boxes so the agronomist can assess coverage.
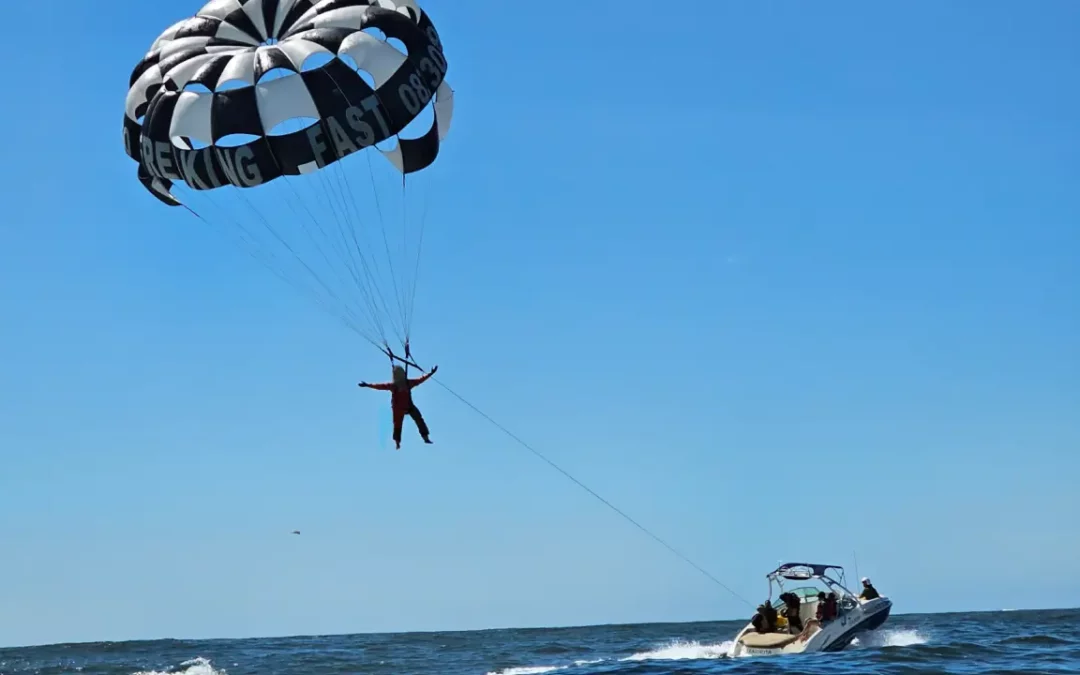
[393,404,429,443]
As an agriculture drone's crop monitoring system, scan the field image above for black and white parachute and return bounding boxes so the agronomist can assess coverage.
[122,0,455,360]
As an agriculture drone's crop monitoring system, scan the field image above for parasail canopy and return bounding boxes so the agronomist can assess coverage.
[122,0,455,359]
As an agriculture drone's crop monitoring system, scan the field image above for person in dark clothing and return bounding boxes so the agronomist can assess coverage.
[751,605,769,633]
[780,592,803,634]
[751,601,778,633]
[816,592,838,621]
[762,601,778,630]
[859,577,880,600]
[359,364,438,449]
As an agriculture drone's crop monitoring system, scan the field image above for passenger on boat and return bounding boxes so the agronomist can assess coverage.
[750,600,779,633]
[751,610,766,633]
[780,592,803,634]
[751,604,769,633]
[816,592,838,621]
[859,577,880,600]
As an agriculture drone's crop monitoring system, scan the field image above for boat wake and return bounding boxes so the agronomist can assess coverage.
[486,640,735,675]
[487,629,927,674]
[620,639,735,661]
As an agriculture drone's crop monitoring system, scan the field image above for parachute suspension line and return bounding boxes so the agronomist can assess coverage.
[180,189,379,346]
[369,149,410,345]
[224,137,392,347]
[177,194,274,269]
[401,174,409,342]
[307,153,401,345]
[385,339,417,377]
[383,339,422,375]
[242,107,408,350]
[290,163,368,305]
[198,184,364,333]
[261,121,400,347]
[326,144,409,347]
[306,65,405,348]
[428,378,753,608]
[404,175,433,347]
[173,151,376,344]
[175,197,386,354]
[172,127,392,349]
[319,64,421,358]
[258,169,386,344]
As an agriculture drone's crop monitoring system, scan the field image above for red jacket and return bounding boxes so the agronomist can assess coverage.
[368,371,434,411]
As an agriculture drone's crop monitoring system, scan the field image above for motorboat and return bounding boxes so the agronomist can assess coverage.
[729,562,892,657]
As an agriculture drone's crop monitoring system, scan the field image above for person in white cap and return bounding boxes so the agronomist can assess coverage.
[859,576,880,600]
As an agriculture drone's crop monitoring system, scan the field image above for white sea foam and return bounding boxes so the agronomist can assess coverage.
[485,659,603,675]
[485,639,734,674]
[851,628,928,648]
[132,656,226,675]
[620,639,735,661]
[486,667,563,675]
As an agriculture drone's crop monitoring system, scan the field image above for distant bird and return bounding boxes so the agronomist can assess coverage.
[291,530,301,535]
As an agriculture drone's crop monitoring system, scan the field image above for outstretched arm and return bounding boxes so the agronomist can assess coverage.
[408,365,438,387]
[359,381,394,390]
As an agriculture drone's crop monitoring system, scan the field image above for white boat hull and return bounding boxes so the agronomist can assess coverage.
[731,597,892,657]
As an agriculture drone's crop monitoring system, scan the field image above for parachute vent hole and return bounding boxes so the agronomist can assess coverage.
[361,26,410,55]
[375,135,398,153]
[336,52,375,89]
[216,79,250,92]
[174,135,210,150]
[300,52,335,72]
[356,68,377,90]
[257,67,296,83]
[397,98,435,141]
[386,37,408,57]
[267,117,320,137]
[362,27,388,43]
[216,133,262,148]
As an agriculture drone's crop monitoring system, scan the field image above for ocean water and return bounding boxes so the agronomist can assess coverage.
[2,609,1078,675]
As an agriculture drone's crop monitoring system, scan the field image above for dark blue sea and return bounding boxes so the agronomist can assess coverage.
[2,609,1078,675]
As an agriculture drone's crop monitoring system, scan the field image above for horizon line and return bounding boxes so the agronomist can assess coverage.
[5,603,1077,651]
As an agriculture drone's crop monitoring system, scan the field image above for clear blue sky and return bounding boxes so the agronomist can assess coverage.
[1,0,1078,649]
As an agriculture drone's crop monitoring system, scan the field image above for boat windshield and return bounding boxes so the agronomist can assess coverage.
[771,586,823,607]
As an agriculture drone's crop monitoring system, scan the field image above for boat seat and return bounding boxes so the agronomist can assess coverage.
[738,631,801,649]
